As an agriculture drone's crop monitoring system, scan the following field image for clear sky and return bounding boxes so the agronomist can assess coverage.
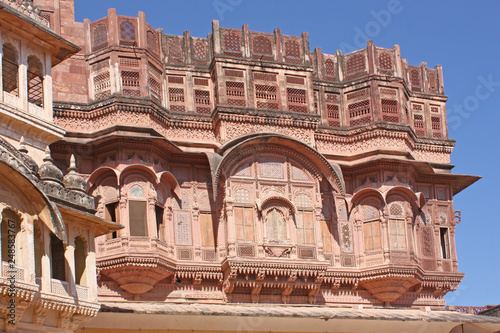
[74,0,500,307]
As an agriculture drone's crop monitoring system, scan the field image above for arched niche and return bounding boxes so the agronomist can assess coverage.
[74,236,87,286]
[27,55,44,106]
[2,43,19,96]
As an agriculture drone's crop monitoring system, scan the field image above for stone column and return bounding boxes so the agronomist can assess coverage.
[43,52,52,121]
[18,47,28,112]
[64,238,76,297]
[226,204,236,257]
[147,196,156,238]
[212,20,221,56]
[23,215,35,283]
[242,24,250,59]
[87,226,98,301]
[185,71,194,113]
[41,227,51,292]
[315,209,325,261]
[274,28,282,63]
[381,217,390,263]
[138,11,147,49]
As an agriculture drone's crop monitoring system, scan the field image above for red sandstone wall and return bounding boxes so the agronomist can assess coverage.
[35,0,89,103]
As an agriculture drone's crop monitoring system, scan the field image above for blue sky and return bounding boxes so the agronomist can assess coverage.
[75,0,500,307]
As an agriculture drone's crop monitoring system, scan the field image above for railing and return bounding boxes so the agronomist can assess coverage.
[3,91,46,120]
[100,236,171,253]
[76,284,89,300]
[28,102,44,118]
[1,261,25,281]
[51,278,70,297]
[446,305,491,315]
[3,91,20,108]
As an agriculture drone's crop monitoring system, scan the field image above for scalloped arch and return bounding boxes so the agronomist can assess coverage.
[258,195,298,215]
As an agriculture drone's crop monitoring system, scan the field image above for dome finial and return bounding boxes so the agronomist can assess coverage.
[68,154,77,173]
[43,146,53,163]
[39,146,63,183]
[19,136,28,154]
[63,154,87,192]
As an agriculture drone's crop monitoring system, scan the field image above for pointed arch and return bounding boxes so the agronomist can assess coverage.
[259,195,298,215]
[2,43,19,96]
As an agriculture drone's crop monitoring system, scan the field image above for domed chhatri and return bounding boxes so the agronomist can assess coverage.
[38,146,63,183]
[63,154,87,192]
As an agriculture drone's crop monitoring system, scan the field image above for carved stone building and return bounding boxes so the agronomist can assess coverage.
[0,0,120,332]
[1,0,500,332]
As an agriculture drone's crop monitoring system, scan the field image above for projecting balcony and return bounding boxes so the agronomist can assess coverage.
[35,274,91,301]
[97,236,175,295]
[0,261,39,306]
[1,260,26,281]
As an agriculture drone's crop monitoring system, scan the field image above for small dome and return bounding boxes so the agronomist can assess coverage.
[39,146,63,183]
[63,155,87,192]
[18,137,38,174]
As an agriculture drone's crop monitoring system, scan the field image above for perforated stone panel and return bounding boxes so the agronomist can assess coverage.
[237,244,255,257]
[203,249,216,261]
[260,158,283,179]
[177,248,193,260]
[234,188,251,203]
[175,211,192,245]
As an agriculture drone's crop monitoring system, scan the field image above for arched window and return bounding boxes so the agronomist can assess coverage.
[92,23,108,51]
[74,236,87,286]
[325,59,336,78]
[296,210,314,245]
[167,39,182,59]
[410,68,421,87]
[129,184,147,236]
[27,55,44,107]
[194,41,206,60]
[120,21,136,46]
[388,202,407,250]
[2,43,19,96]
[147,30,157,53]
[362,201,382,252]
[50,232,66,281]
[295,193,315,245]
[265,208,288,243]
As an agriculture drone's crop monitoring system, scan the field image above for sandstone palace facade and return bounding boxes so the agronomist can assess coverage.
[1,1,499,332]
